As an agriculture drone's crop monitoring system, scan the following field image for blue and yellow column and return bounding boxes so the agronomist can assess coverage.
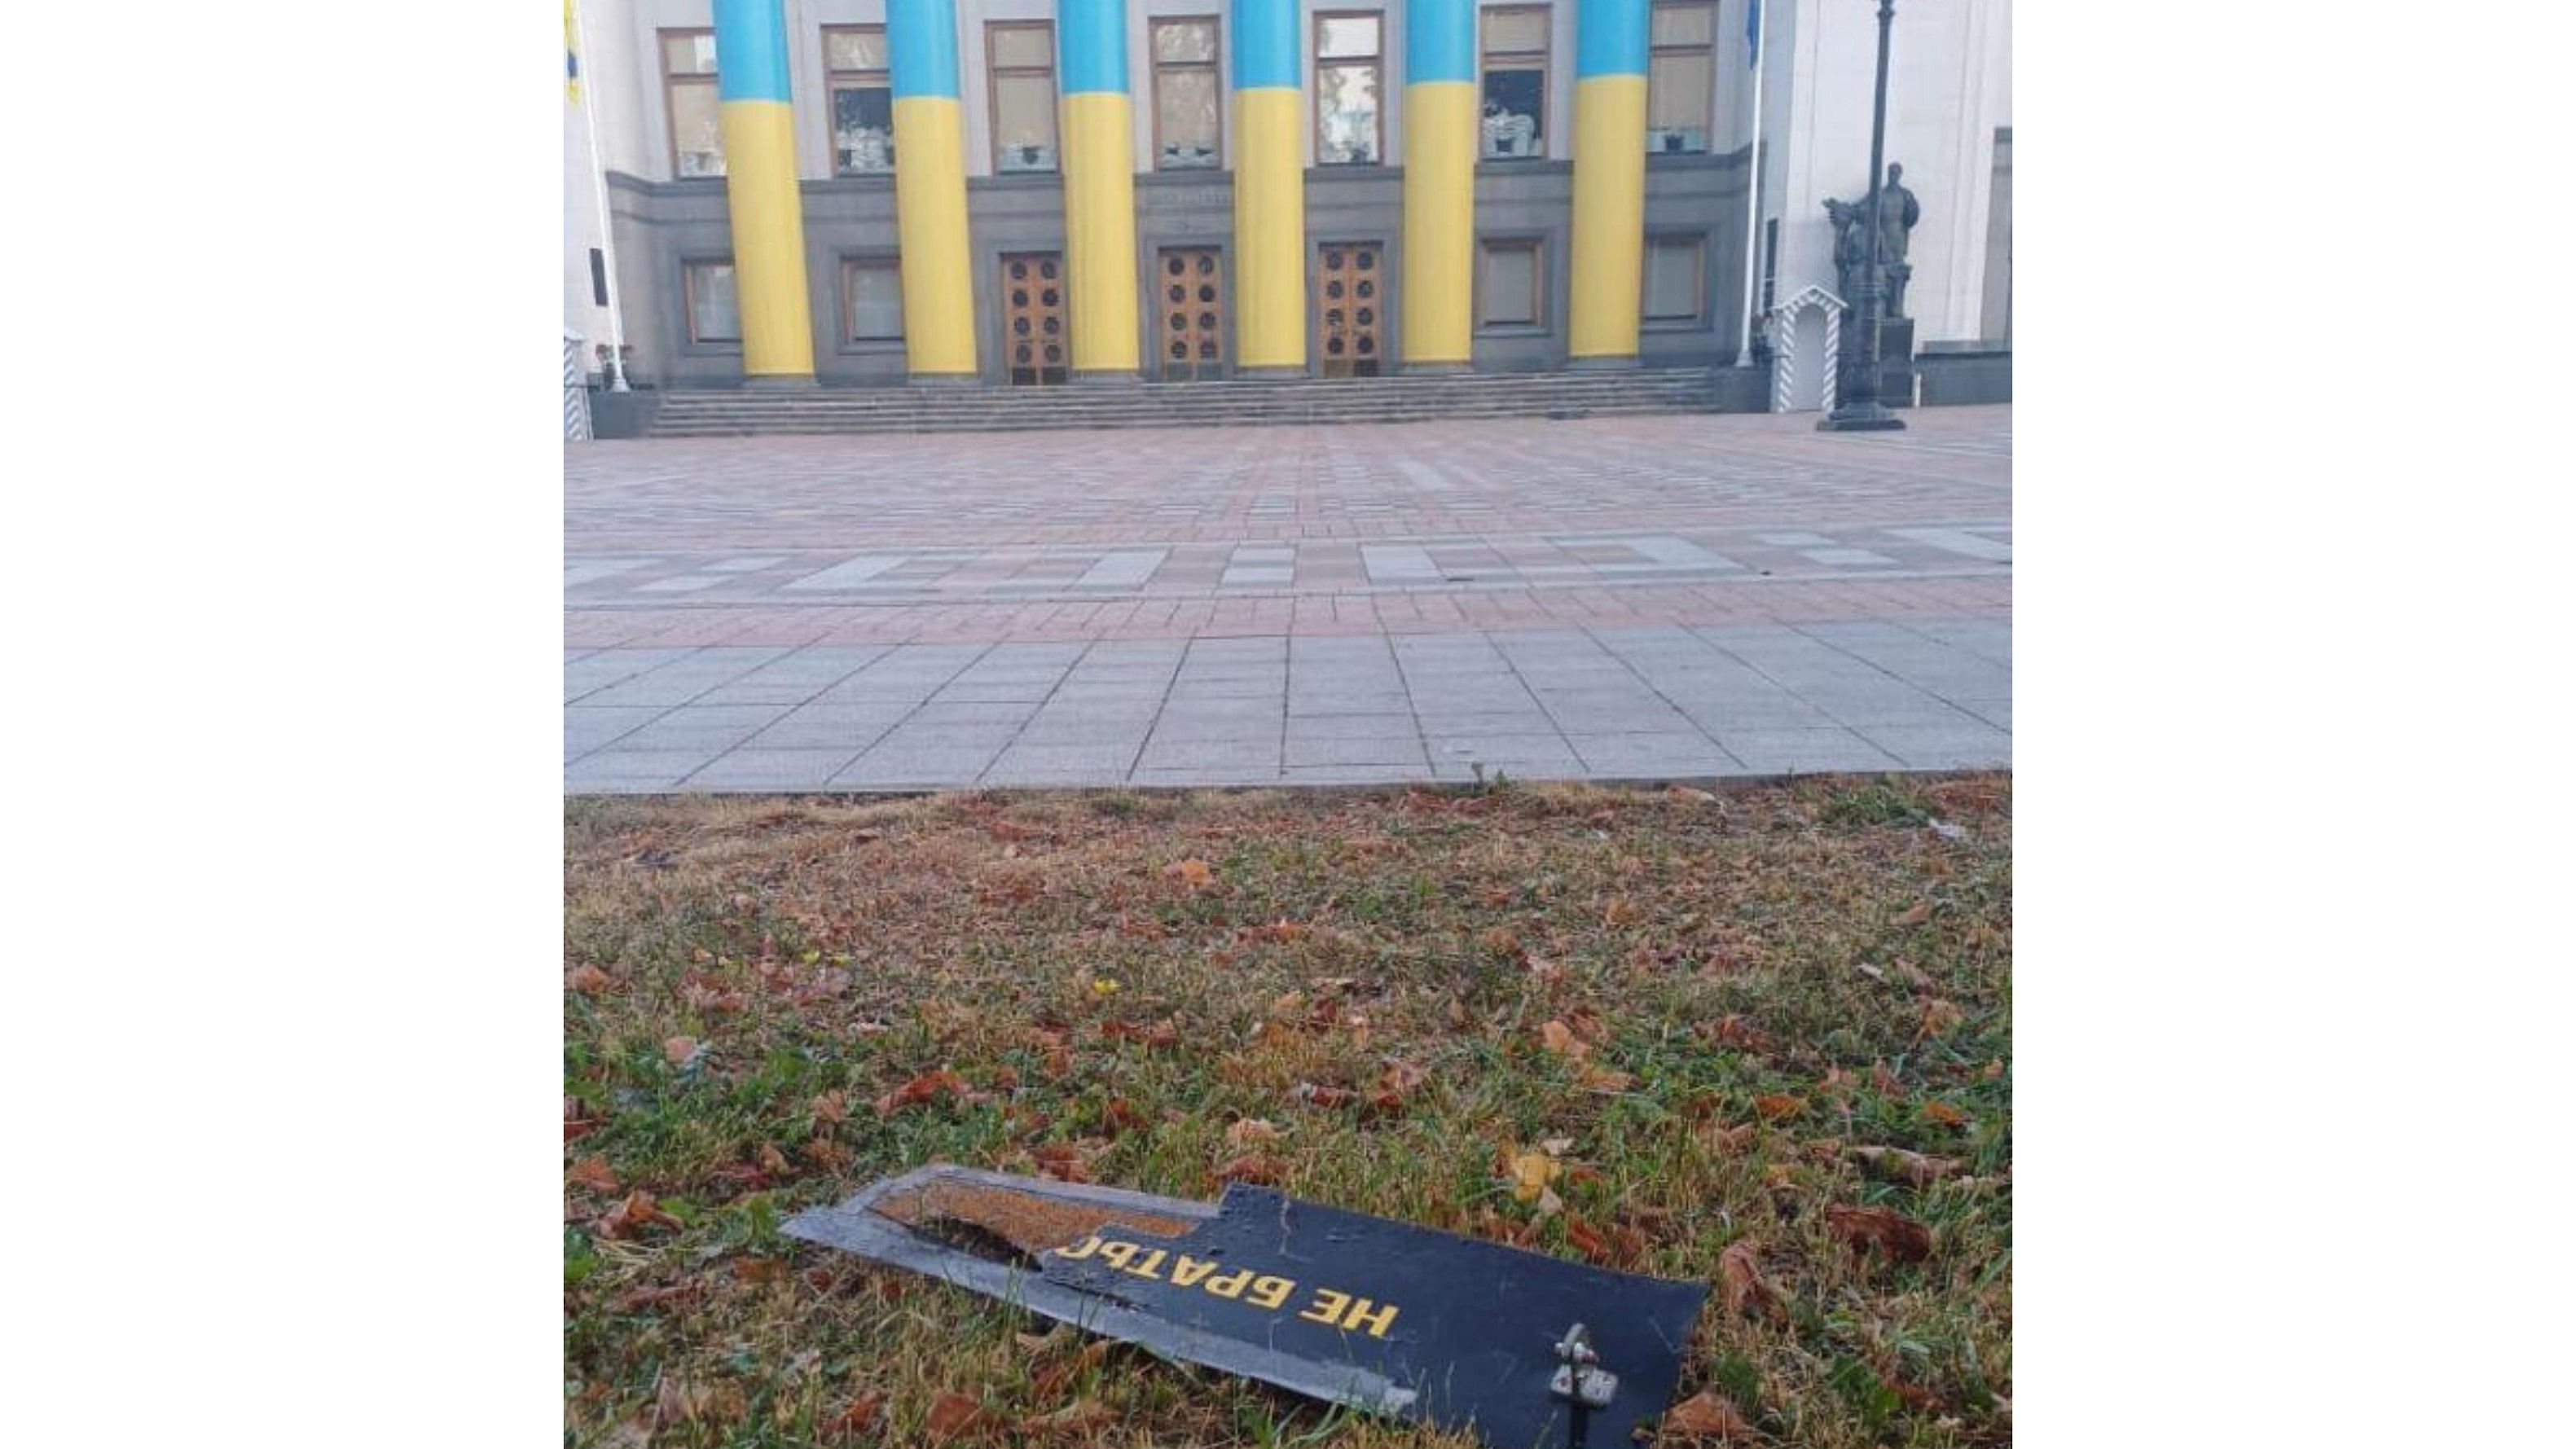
[711,0,815,382]
[888,0,978,379]
[1403,0,1478,371]
[1569,0,1650,365]
[1059,0,1141,378]
[1232,0,1305,375]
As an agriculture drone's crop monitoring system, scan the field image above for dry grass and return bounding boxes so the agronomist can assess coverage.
[565,775,2011,1447]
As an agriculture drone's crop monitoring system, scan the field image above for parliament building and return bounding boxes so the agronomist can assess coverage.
[563,0,2008,407]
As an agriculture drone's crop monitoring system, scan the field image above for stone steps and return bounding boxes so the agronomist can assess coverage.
[643,368,1727,437]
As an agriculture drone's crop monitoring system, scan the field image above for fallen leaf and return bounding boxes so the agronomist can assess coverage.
[824,1390,885,1437]
[1029,1339,1112,1399]
[1826,1204,1934,1263]
[1602,895,1643,927]
[1894,900,1933,927]
[1920,1100,1969,1129]
[1506,1147,1565,1214]
[925,1390,1001,1444]
[1101,1098,1145,1135]
[1018,1397,1118,1436]
[1706,1015,1776,1053]
[1563,1218,1612,1262]
[1226,1117,1281,1148]
[567,1155,620,1194]
[874,1069,967,1117]
[1698,1121,1756,1155]
[1576,1065,1637,1093]
[1753,1094,1806,1122]
[1848,1144,1964,1186]
[1292,1082,1356,1109]
[1717,1240,1777,1319]
[1918,998,1966,1040]
[596,1189,679,1240]
[1214,1153,1285,1185]
[1665,1388,1756,1438]
[566,964,614,993]
[662,1035,701,1068]
[811,1090,848,1126]
[1163,858,1215,889]
[1539,1019,1594,1061]
[1030,1143,1094,1183]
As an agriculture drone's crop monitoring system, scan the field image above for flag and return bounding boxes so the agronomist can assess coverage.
[1745,0,1763,68]
[565,0,582,102]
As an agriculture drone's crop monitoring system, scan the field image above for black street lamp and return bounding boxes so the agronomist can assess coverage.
[1821,0,1906,432]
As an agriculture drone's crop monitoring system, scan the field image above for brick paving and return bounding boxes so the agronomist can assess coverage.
[567,406,2010,792]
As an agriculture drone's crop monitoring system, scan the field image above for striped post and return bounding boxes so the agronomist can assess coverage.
[1402,0,1477,370]
[1059,0,1141,377]
[711,0,815,381]
[889,0,978,378]
[564,332,593,440]
[1231,0,1305,374]
[1568,0,1649,364]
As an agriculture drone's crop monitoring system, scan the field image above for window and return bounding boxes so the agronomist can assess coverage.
[684,261,740,343]
[1151,17,1223,170]
[1642,235,1705,323]
[824,26,895,174]
[987,22,1058,173]
[1647,2,1717,154]
[842,258,904,342]
[1479,7,1549,160]
[1478,239,1545,329]
[661,29,723,178]
[1314,13,1382,165]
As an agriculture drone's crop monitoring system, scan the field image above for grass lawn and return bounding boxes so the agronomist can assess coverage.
[565,775,2011,1448]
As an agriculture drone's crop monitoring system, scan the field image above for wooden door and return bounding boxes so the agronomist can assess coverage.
[1156,248,1225,381]
[1000,251,1068,385]
[1315,241,1384,377]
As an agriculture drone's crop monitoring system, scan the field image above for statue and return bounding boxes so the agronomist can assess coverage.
[1822,162,1923,318]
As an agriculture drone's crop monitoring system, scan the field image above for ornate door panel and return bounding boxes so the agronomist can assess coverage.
[1155,248,1225,381]
[1315,241,1384,378]
[1000,252,1068,385]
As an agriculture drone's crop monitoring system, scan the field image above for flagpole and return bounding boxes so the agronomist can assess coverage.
[1732,0,1767,369]
[571,0,630,390]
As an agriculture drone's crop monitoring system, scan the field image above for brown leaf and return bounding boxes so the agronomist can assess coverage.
[1717,1240,1777,1319]
[567,1155,620,1194]
[1698,1121,1756,1156]
[824,1390,885,1438]
[1018,1397,1117,1437]
[566,964,614,993]
[811,1090,849,1126]
[1826,1205,1934,1263]
[1226,1117,1281,1149]
[1576,1065,1637,1093]
[1917,998,1966,1040]
[1163,858,1215,889]
[1214,1153,1285,1185]
[1665,1388,1756,1438]
[874,1069,966,1117]
[596,1189,679,1240]
[1563,1217,1612,1262]
[925,1390,1002,1444]
[662,1035,701,1067]
[1602,894,1643,927]
[1292,1082,1356,1109]
[1848,1144,1964,1186]
[1101,1098,1145,1135]
[1893,900,1933,927]
[1705,1015,1776,1053]
[1539,1019,1594,1061]
[1753,1093,1805,1122]
[1920,1100,1969,1129]
[1029,1339,1112,1399]
[1030,1143,1094,1183]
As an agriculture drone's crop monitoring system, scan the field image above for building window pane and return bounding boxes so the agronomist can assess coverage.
[1643,236,1703,322]
[988,23,1058,172]
[1647,2,1717,153]
[1479,239,1543,328]
[1152,18,1223,169]
[843,259,905,342]
[662,29,724,177]
[685,261,741,343]
[1480,6,1550,160]
[1315,13,1382,165]
[825,26,895,174]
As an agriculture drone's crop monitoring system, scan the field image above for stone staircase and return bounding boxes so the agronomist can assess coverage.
[644,367,1733,437]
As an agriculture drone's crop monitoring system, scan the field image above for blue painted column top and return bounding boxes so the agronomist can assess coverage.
[712,0,793,103]
[1059,0,1130,95]
[1232,0,1302,91]
[1576,0,1651,78]
[1406,0,1476,85]
[888,0,962,100]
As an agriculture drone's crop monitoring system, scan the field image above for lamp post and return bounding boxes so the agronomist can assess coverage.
[1821,0,1906,432]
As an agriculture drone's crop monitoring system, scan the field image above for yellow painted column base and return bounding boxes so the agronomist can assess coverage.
[1567,75,1648,362]
[719,100,817,378]
[1062,92,1141,375]
[1402,81,1477,368]
[1233,88,1306,372]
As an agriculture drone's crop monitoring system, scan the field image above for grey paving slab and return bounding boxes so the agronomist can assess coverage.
[682,749,859,790]
[1566,733,1741,776]
[1709,727,1906,775]
[566,706,666,759]
[1136,736,1284,771]
[1849,724,2013,770]
[609,705,796,753]
[830,739,1010,786]
[982,742,1144,784]
[566,749,723,792]
[1286,713,1418,740]
[571,648,791,708]
[745,704,912,750]
[1286,734,1426,768]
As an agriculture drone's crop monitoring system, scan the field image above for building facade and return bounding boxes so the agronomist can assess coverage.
[565,0,2008,392]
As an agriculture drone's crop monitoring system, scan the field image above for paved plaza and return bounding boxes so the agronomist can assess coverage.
[566,406,2011,792]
